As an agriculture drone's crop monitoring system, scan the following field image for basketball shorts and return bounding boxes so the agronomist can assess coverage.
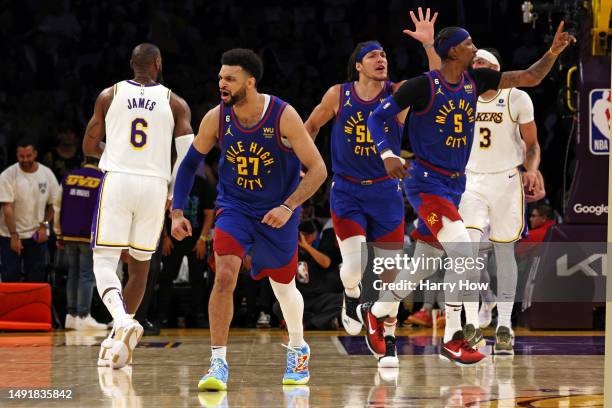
[404,161,466,242]
[213,207,301,284]
[330,175,404,245]
[91,171,168,253]
[459,167,525,243]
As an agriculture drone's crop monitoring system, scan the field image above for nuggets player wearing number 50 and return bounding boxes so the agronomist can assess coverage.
[170,49,326,391]
[83,43,195,369]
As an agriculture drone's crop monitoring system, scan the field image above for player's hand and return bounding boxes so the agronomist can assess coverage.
[171,210,192,241]
[522,170,539,193]
[525,170,546,202]
[261,207,292,229]
[192,238,207,260]
[383,157,409,180]
[10,235,23,255]
[403,7,438,45]
[162,235,174,256]
[549,21,576,55]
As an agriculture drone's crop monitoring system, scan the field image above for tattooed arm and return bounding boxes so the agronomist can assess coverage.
[498,21,576,89]
[82,87,114,158]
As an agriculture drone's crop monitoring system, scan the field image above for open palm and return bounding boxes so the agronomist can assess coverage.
[403,7,438,45]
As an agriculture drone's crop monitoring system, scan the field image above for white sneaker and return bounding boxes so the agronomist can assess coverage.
[76,315,108,331]
[256,311,271,328]
[109,318,143,369]
[479,302,496,329]
[97,333,115,368]
[65,314,76,330]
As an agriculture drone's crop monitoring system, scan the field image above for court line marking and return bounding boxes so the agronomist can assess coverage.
[330,336,348,356]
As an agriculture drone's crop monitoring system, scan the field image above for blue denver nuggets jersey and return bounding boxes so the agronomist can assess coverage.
[332,81,402,180]
[407,70,477,172]
[216,96,301,217]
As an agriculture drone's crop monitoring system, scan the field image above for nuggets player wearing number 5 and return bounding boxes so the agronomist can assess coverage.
[171,49,326,391]
[83,44,195,369]
[368,20,575,366]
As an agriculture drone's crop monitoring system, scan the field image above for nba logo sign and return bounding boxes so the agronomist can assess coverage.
[589,89,610,155]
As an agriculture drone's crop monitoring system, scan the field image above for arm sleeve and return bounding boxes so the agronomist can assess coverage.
[368,75,430,153]
[511,89,535,124]
[470,68,502,95]
[172,145,206,211]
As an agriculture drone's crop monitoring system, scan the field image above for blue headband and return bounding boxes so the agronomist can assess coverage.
[357,43,383,62]
[435,28,470,58]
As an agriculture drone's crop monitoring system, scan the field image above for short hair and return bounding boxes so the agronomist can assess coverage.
[480,47,503,68]
[535,204,553,220]
[434,27,465,60]
[130,43,161,71]
[16,138,36,151]
[346,41,382,82]
[221,48,264,84]
[298,219,317,235]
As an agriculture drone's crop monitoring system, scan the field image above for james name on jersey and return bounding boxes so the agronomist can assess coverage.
[127,97,157,111]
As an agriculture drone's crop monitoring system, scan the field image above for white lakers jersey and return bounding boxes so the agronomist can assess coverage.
[100,80,175,181]
[466,88,534,173]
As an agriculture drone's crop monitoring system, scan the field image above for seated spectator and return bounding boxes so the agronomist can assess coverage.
[523,204,556,243]
[0,140,58,283]
[54,156,106,330]
[273,219,342,330]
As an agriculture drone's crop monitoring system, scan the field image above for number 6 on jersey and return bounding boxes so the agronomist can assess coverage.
[130,118,148,149]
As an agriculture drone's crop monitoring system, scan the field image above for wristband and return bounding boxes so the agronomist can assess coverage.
[380,150,406,165]
[423,43,434,49]
[280,204,294,214]
[548,47,560,56]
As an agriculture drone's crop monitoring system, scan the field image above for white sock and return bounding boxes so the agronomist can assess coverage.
[102,289,128,322]
[371,301,393,318]
[345,286,360,299]
[271,278,305,348]
[338,236,366,299]
[383,319,397,337]
[211,346,227,361]
[444,303,463,343]
[497,302,514,330]
[464,302,479,327]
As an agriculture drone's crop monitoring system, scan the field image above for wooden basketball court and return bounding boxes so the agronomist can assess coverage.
[0,327,604,407]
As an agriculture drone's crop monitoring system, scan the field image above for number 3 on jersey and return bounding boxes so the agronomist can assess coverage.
[130,118,148,149]
[479,127,491,149]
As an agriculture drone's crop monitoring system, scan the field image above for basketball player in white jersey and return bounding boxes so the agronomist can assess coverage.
[458,48,542,355]
[83,43,194,368]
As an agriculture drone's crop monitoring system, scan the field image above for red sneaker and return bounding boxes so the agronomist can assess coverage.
[357,302,385,356]
[406,309,433,327]
[439,331,486,366]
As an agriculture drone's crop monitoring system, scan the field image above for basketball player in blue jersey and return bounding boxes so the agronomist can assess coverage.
[366,21,575,366]
[304,8,438,368]
[171,49,326,391]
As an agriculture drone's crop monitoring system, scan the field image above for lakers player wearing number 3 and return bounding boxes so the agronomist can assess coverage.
[458,48,542,356]
[83,44,195,369]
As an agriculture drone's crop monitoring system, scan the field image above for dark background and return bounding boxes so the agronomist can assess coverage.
[0,0,578,212]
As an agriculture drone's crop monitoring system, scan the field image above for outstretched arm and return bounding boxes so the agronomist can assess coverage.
[304,85,340,141]
[403,7,441,70]
[82,87,113,158]
[262,105,327,228]
[498,21,575,89]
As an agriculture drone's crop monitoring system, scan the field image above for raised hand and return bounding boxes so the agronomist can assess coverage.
[403,7,438,45]
[549,21,576,55]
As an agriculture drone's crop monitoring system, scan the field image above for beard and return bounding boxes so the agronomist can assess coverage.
[225,85,247,106]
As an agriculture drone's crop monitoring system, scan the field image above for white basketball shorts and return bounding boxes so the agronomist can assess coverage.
[459,167,525,243]
[91,171,168,253]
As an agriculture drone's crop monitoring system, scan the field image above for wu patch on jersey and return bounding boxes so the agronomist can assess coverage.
[589,89,610,155]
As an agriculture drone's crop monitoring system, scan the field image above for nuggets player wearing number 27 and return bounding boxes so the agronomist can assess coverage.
[83,43,194,369]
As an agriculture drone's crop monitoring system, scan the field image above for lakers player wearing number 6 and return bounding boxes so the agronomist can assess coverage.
[83,43,194,369]
[170,49,326,391]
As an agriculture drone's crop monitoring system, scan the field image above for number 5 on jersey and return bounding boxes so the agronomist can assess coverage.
[130,118,148,149]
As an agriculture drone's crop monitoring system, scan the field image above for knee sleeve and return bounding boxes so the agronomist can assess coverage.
[338,235,366,290]
[93,248,122,298]
[128,248,152,262]
[270,278,304,338]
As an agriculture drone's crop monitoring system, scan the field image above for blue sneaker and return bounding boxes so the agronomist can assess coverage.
[282,343,310,385]
[198,358,229,391]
